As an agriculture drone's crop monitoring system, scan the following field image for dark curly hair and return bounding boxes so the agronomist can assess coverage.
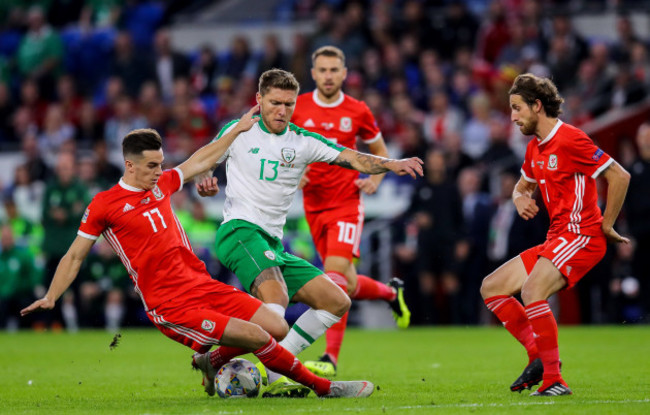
[509,73,564,118]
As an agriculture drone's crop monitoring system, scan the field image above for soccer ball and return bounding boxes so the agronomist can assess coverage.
[215,358,262,398]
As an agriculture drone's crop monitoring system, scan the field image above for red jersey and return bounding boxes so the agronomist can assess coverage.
[521,120,613,238]
[78,169,212,310]
[293,90,382,212]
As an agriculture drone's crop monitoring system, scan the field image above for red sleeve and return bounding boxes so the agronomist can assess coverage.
[358,103,382,143]
[568,134,613,179]
[78,197,106,240]
[156,169,183,195]
[521,141,536,183]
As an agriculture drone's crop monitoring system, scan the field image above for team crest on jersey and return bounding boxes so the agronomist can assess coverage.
[82,207,90,223]
[152,186,164,200]
[548,154,558,170]
[201,319,215,332]
[281,147,296,163]
[264,250,276,260]
[340,117,352,132]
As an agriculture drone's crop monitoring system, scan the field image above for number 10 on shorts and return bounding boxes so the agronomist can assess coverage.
[337,221,357,244]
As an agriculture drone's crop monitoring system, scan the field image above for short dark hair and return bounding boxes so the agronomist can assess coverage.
[311,45,346,66]
[258,69,300,96]
[122,128,162,159]
[509,73,564,118]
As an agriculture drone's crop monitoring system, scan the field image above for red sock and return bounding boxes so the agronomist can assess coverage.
[351,274,396,302]
[525,300,563,386]
[208,346,246,370]
[485,295,539,364]
[254,337,331,396]
[324,271,348,364]
[324,311,348,364]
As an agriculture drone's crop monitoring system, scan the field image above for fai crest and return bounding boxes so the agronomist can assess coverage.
[152,186,164,200]
[548,154,558,170]
[281,147,296,163]
[340,116,352,132]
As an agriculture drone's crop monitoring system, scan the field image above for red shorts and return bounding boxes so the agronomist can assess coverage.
[305,202,364,261]
[147,279,262,353]
[520,230,607,289]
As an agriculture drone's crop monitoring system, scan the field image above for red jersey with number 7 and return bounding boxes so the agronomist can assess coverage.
[77,168,212,310]
[293,90,382,212]
[520,120,613,238]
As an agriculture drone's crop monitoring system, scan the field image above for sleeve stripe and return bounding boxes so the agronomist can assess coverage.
[173,167,184,191]
[215,119,239,140]
[78,230,99,240]
[362,132,383,144]
[591,157,614,179]
[521,168,537,183]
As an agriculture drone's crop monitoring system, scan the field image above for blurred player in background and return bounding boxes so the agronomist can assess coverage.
[480,74,630,396]
[291,46,411,377]
[196,68,422,396]
[21,121,375,399]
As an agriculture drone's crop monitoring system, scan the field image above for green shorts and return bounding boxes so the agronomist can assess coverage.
[216,219,323,300]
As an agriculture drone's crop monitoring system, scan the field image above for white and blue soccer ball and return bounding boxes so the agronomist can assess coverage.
[215,358,262,398]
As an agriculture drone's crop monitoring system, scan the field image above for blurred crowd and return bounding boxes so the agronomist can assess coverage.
[0,0,649,331]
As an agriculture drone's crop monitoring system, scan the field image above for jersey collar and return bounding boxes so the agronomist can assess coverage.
[257,118,288,135]
[537,119,563,146]
[119,178,145,192]
[312,89,344,108]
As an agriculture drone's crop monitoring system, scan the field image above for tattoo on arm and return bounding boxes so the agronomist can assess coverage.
[333,150,390,174]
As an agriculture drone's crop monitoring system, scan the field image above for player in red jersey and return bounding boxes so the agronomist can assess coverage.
[291,46,411,377]
[20,115,375,398]
[480,74,630,396]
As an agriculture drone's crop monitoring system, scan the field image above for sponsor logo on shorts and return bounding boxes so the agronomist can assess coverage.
[264,250,276,260]
[201,319,215,332]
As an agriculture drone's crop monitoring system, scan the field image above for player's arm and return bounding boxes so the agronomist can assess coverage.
[178,105,259,184]
[512,176,539,220]
[600,161,631,243]
[21,235,95,316]
[355,138,389,194]
[332,148,423,178]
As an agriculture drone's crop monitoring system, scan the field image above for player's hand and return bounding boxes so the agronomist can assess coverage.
[387,157,424,179]
[196,177,219,197]
[602,225,630,244]
[355,177,379,194]
[21,296,55,316]
[513,195,539,220]
[235,104,260,133]
[298,166,310,189]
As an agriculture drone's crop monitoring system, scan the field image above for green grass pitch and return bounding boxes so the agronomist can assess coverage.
[1,326,649,414]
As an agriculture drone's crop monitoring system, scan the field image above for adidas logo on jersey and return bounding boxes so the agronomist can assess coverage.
[123,203,135,212]
[304,118,315,127]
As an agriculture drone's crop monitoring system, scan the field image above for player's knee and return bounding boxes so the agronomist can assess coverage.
[479,276,495,299]
[330,291,351,317]
[266,316,289,341]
